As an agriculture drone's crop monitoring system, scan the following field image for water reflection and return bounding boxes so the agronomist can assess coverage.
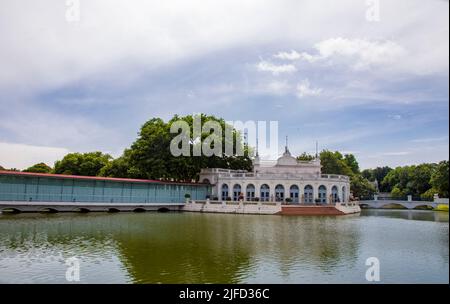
[361,209,449,222]
[0,210,448,283]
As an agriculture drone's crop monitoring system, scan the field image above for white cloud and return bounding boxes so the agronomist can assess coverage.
[275,50,319,63]
[0,142,70,170]
[317,38,405,70]
[256,60,297,75]
[273,50,301,60]
[293,38,406,71]
[0,0,447,93]
[296,79,322,98]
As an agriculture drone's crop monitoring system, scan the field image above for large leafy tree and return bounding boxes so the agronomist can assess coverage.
[343,154,360,174]
[54,152,112,176]
[430,160,449,198]
[109,114,252,181]
[318,150,375,198]
[361,166,393,192]
[350,174,377,199]
[319,150,353,176]
[382,162,442,199]
[23,163,52,173]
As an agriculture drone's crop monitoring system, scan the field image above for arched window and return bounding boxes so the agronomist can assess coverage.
[318,185,327,204]
[304,185,313,204]
[246,184,255,201]
[275,184,285,202]
[221,184,229,201]
[289,185,299,203]
[260,184,270,202]
[202,178,210,184]
[233,184,242,201]
[331,186,339,203]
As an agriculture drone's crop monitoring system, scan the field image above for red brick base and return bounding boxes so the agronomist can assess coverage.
[278,205,345,215]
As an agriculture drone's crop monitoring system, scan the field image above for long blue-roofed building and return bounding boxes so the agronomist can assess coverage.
[0,170,211,213]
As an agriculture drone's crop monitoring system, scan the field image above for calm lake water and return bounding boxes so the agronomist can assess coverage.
[0,210,448,284]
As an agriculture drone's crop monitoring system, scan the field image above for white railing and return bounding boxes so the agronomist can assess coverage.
[214,173,349,181]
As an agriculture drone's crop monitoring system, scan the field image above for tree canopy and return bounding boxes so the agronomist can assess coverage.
[23,163,52,173]
[297,150,375,199]
[361,166,393,192]
[372,162,450,200]
[100,114,252,181]
[54,152,112,176]
[430,161,449,198]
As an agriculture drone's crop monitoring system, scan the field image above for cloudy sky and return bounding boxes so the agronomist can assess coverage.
[0,0,448,170]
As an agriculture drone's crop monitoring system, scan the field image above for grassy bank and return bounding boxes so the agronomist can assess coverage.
[434,204,449,212]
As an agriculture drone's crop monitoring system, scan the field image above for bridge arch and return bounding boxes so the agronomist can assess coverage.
[412,204,433,210]
[378,202,408,209]
[40,207,58,213]
[157,207,170,213]
[1,207,21,214]
[108,208,120,213]
[73,207,90,213]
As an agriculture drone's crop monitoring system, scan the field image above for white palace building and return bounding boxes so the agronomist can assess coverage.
[199,145,350,205]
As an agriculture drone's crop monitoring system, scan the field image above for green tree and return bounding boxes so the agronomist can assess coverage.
[98,151,133,178]
[420,188,439,201]
[54,152,112,176]
[362,167,392,192]
[361,169,374,181]
[297,152,315,161]
[319,150,353,176]
[118,114,252,181]
[23,163,52,173]
[343,154,360,174]
[391,186,405,199]
[382,163,437,198]
[0,165,4,170]
[430,160,449,198]
[350,174,376,199]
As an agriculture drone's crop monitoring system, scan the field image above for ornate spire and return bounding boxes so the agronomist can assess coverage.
[283,135,291,156]
[315,141,318,159]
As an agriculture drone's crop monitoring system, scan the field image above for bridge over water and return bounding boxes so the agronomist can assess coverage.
[358,199,448,210]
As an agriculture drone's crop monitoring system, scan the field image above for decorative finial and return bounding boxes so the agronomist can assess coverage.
[315,141,319,159]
